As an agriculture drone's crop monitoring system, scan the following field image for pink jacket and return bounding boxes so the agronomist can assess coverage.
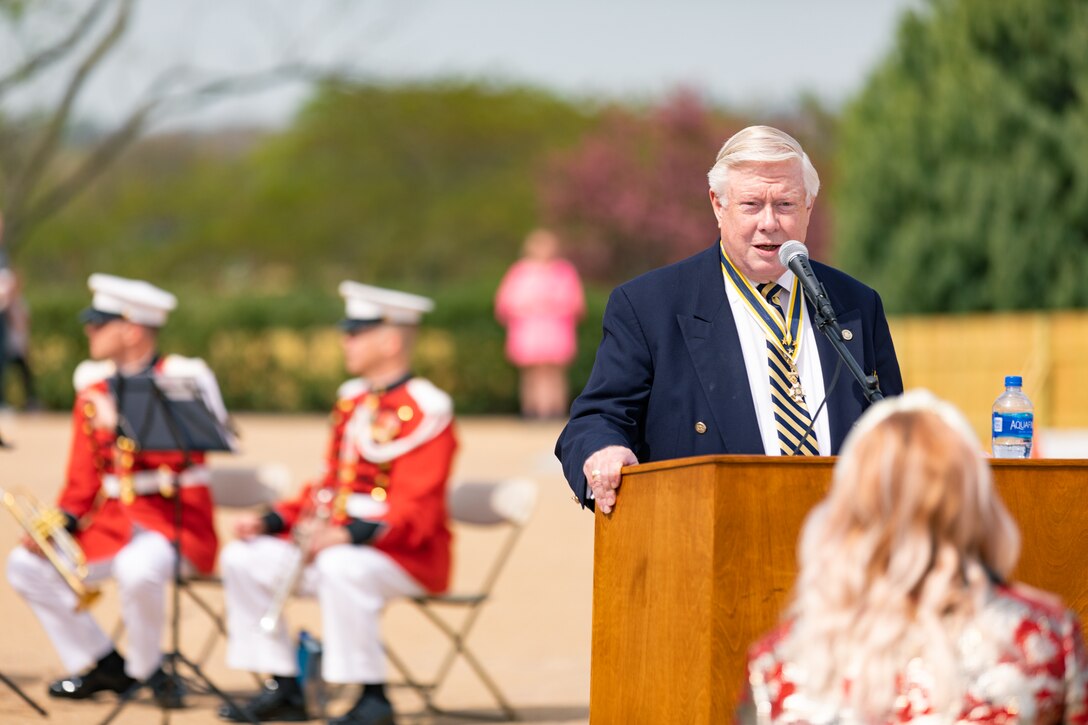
[495,258,585,366]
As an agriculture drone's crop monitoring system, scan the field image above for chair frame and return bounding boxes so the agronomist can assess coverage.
[110,464,288,689]
[385,479,535,721]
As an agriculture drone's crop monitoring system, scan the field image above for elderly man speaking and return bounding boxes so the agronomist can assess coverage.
[556,125,904,513]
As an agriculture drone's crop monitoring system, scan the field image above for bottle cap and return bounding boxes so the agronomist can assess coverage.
[1005,375,1023,387]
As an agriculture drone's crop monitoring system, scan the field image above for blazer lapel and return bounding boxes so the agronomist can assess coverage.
[677,245,763,454]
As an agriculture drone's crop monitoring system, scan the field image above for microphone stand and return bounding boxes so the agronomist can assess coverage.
[809,292,883,405]
[781,241,883,406]
[98,374,256,725]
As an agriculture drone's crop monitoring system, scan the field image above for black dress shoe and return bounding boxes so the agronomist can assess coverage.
[328,694,395,725]
[218,679,308,722]
[146,668,187,709]
[48,651,137,700]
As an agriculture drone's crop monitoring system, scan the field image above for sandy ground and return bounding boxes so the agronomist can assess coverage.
[0,412,591,725]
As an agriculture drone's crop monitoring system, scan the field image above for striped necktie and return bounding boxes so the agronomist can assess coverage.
[757,283,819,456]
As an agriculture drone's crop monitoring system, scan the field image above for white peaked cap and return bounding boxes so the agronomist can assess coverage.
[87,273,177,327]
[338,281,434,326]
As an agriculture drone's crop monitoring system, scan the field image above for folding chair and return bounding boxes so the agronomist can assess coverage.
[110,463,291,673]
[385,477,538,721]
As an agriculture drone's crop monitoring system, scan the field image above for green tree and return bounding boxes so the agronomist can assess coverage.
[833,0,1088,313]
[219,80,594,290]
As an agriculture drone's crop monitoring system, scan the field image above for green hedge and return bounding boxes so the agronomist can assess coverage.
[10,284,610,415]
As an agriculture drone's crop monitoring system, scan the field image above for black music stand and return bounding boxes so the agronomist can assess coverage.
[98,374,256,725]
[0,671,48,718]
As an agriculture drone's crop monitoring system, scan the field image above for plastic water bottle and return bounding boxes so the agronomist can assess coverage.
[992,375,1034,458]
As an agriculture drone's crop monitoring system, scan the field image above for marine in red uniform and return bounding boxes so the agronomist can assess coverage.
[220,282,456,725]
[5,274,232,708]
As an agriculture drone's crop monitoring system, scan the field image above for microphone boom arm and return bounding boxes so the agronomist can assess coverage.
[780,241,883,405]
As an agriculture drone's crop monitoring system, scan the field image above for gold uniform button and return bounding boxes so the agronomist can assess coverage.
[397,405,414,422]
[842,329,854,341]
[695,421,707,434]
[371,487,387,502]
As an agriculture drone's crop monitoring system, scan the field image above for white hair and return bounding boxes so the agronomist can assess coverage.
[706,125,820,205]
[780,389,1021,720]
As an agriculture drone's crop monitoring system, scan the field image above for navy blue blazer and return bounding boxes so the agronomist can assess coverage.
[555,243,904,506]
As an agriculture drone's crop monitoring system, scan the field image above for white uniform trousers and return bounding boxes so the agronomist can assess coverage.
[5,528,189,680]
[221,536,424,684]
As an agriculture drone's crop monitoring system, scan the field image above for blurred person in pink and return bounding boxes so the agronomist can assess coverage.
[738,389,1088,724]
[495,228,585,419]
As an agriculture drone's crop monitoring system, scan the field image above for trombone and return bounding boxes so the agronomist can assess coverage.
[1,488,102,611]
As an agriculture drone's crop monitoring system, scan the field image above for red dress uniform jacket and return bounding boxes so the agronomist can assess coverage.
[273,376,456,594]
[58,356,228,575]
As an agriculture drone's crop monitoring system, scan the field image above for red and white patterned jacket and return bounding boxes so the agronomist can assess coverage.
[740,585,1088,724]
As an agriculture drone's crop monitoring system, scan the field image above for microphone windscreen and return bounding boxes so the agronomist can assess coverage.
[778,240,809,266]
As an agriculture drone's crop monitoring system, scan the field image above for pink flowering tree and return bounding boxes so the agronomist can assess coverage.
[539,90,833,285]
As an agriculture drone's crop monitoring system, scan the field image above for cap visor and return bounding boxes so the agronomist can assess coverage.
[338,318,383,333]
[79,308,122,325]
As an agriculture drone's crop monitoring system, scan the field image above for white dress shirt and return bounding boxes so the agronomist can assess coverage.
[722,267,831,456]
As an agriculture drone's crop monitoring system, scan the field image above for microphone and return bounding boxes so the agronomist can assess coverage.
[778,241,842,338]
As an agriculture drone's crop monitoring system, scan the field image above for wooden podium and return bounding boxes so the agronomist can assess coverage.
[590,455,1088,723]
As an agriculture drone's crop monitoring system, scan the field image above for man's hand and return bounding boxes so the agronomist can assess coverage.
[304,524,350,561]
[583,445,638,514]
[232,513,266,540]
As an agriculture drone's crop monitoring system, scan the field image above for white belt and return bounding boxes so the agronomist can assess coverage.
[102,466,209,499]
[345,493,388,520]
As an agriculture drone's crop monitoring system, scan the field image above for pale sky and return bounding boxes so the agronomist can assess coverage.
[4,0,924,131]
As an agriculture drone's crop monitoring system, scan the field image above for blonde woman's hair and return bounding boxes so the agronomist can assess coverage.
[706,125,820,205]
[782,389,1021,719]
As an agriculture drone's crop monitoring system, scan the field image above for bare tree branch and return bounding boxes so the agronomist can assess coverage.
[0,0,113,98]
[6,61,325,249]
[3,0,132,236]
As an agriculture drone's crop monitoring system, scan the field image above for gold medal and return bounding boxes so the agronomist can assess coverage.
[787,370,805,403]
[370,409,402,444]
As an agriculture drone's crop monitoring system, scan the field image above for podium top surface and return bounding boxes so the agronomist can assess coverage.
[621,454,1088,476]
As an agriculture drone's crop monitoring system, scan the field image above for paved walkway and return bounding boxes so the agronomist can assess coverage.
[0,413,591,724]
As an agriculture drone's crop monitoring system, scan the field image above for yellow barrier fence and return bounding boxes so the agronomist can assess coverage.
[889,311,1088,447]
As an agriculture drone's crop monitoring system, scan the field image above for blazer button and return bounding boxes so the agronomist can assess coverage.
[842,329,854,341]
[694,421,707,434]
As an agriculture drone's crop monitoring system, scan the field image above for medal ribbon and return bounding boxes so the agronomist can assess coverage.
[719,244,805,365]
